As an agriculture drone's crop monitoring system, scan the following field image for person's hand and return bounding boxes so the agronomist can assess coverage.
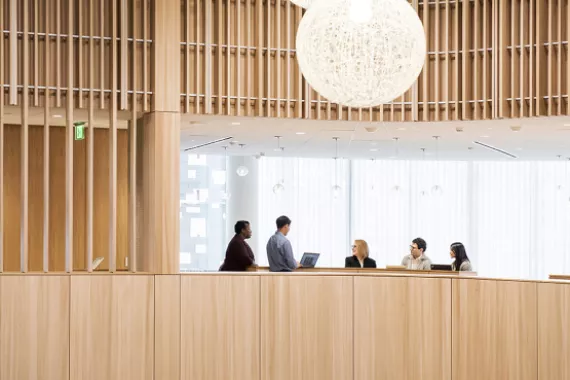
[297,261,302,268]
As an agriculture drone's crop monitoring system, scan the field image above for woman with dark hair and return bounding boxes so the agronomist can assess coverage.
[450,242,473,271]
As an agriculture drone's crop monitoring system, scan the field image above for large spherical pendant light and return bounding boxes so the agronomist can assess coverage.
[296,0,426,108]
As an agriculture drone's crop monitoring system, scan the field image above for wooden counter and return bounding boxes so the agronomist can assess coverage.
[0,272,568,380]
[549,274,570,280]
[248,265,478,276]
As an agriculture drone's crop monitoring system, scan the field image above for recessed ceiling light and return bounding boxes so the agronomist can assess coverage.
[231,122,240,126]
[53,114,63,118]
[296,132,306,135]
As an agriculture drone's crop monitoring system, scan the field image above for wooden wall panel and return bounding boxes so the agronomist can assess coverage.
[354,277,451,380]
[154,0,181,112]
[69,275,154,380]
[138,112,180,274]
[538,282,570,380]
[0,274,568,379]
[181,275,259,380]
[260,275,353,380]
[452,279,538,380]
[1,125,129,272]
[155,275,181,380]
[0,275,69,380]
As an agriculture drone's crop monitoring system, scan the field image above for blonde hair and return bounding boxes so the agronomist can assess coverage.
[354,239,369,259]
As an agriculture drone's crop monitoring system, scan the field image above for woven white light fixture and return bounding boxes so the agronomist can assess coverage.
[296,0,426,108]
[290,0,313,8]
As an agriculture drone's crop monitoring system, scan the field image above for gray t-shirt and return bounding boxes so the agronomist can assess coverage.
[266,231,297,272]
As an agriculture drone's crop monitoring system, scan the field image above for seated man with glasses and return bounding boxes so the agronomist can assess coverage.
[401,237,432,270]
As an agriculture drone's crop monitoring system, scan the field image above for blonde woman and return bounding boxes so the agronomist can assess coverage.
[345,240,377,268]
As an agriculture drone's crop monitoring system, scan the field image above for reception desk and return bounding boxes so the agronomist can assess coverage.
[0,271,568,380]
[248,265,478,276]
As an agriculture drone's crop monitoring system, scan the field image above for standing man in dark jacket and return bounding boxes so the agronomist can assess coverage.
[219,220,256,271]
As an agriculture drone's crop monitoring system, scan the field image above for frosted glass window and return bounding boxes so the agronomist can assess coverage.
[180,252,192,264]
[212,170,227,185]
[196,189,209,203]
[190,218,207,237]
[188,154,207,166]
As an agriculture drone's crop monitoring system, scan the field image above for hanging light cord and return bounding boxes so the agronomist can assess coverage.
[333,137,339,186]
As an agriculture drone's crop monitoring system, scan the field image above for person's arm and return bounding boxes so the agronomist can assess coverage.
[370,258,377,268]
[422,257,432,270]
[345,257,351,268]
[282,240,298,270]
[401,256,408,267]
[461,261,473,271]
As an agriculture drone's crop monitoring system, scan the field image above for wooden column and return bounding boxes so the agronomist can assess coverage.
[137,0,181,273]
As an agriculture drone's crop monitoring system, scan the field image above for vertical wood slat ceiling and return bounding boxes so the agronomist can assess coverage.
[0,0,153,112]
[180,0,570,122]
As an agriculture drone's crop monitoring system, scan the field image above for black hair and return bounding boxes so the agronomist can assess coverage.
[450,242,470,271]
[412,237,427,252]
[234,220,250,234]
[276,215,291,229]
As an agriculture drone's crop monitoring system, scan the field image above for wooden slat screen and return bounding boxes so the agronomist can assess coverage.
[1,0,153,111]
[180,0,569,121]
[0,0,152,272]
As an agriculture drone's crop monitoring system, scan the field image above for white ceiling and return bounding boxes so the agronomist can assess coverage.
[4,105,570,161]
[181,114,570,161]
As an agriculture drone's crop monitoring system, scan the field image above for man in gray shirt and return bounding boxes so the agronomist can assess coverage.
[266,215,300,272]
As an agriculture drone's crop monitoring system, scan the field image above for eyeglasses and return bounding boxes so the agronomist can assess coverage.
[351,245,357,249]
[409,245,418,250]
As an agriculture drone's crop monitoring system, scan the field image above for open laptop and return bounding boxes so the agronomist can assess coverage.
[300,252,320,268]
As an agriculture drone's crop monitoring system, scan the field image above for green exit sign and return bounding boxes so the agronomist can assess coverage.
[74,122,86,141]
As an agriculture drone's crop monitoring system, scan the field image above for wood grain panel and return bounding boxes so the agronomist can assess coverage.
[354,276,451,380]
[0,0,4,272]
[452,279,537,380]
[138,112,180,274]
[70,275,154,380]
[0,275,69,380]
[153,0,180,112]
[181,275,259,380]
[261,275,353,380]
[538,282,570,380]
[1,125,129,272]
[155,275,181,380]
